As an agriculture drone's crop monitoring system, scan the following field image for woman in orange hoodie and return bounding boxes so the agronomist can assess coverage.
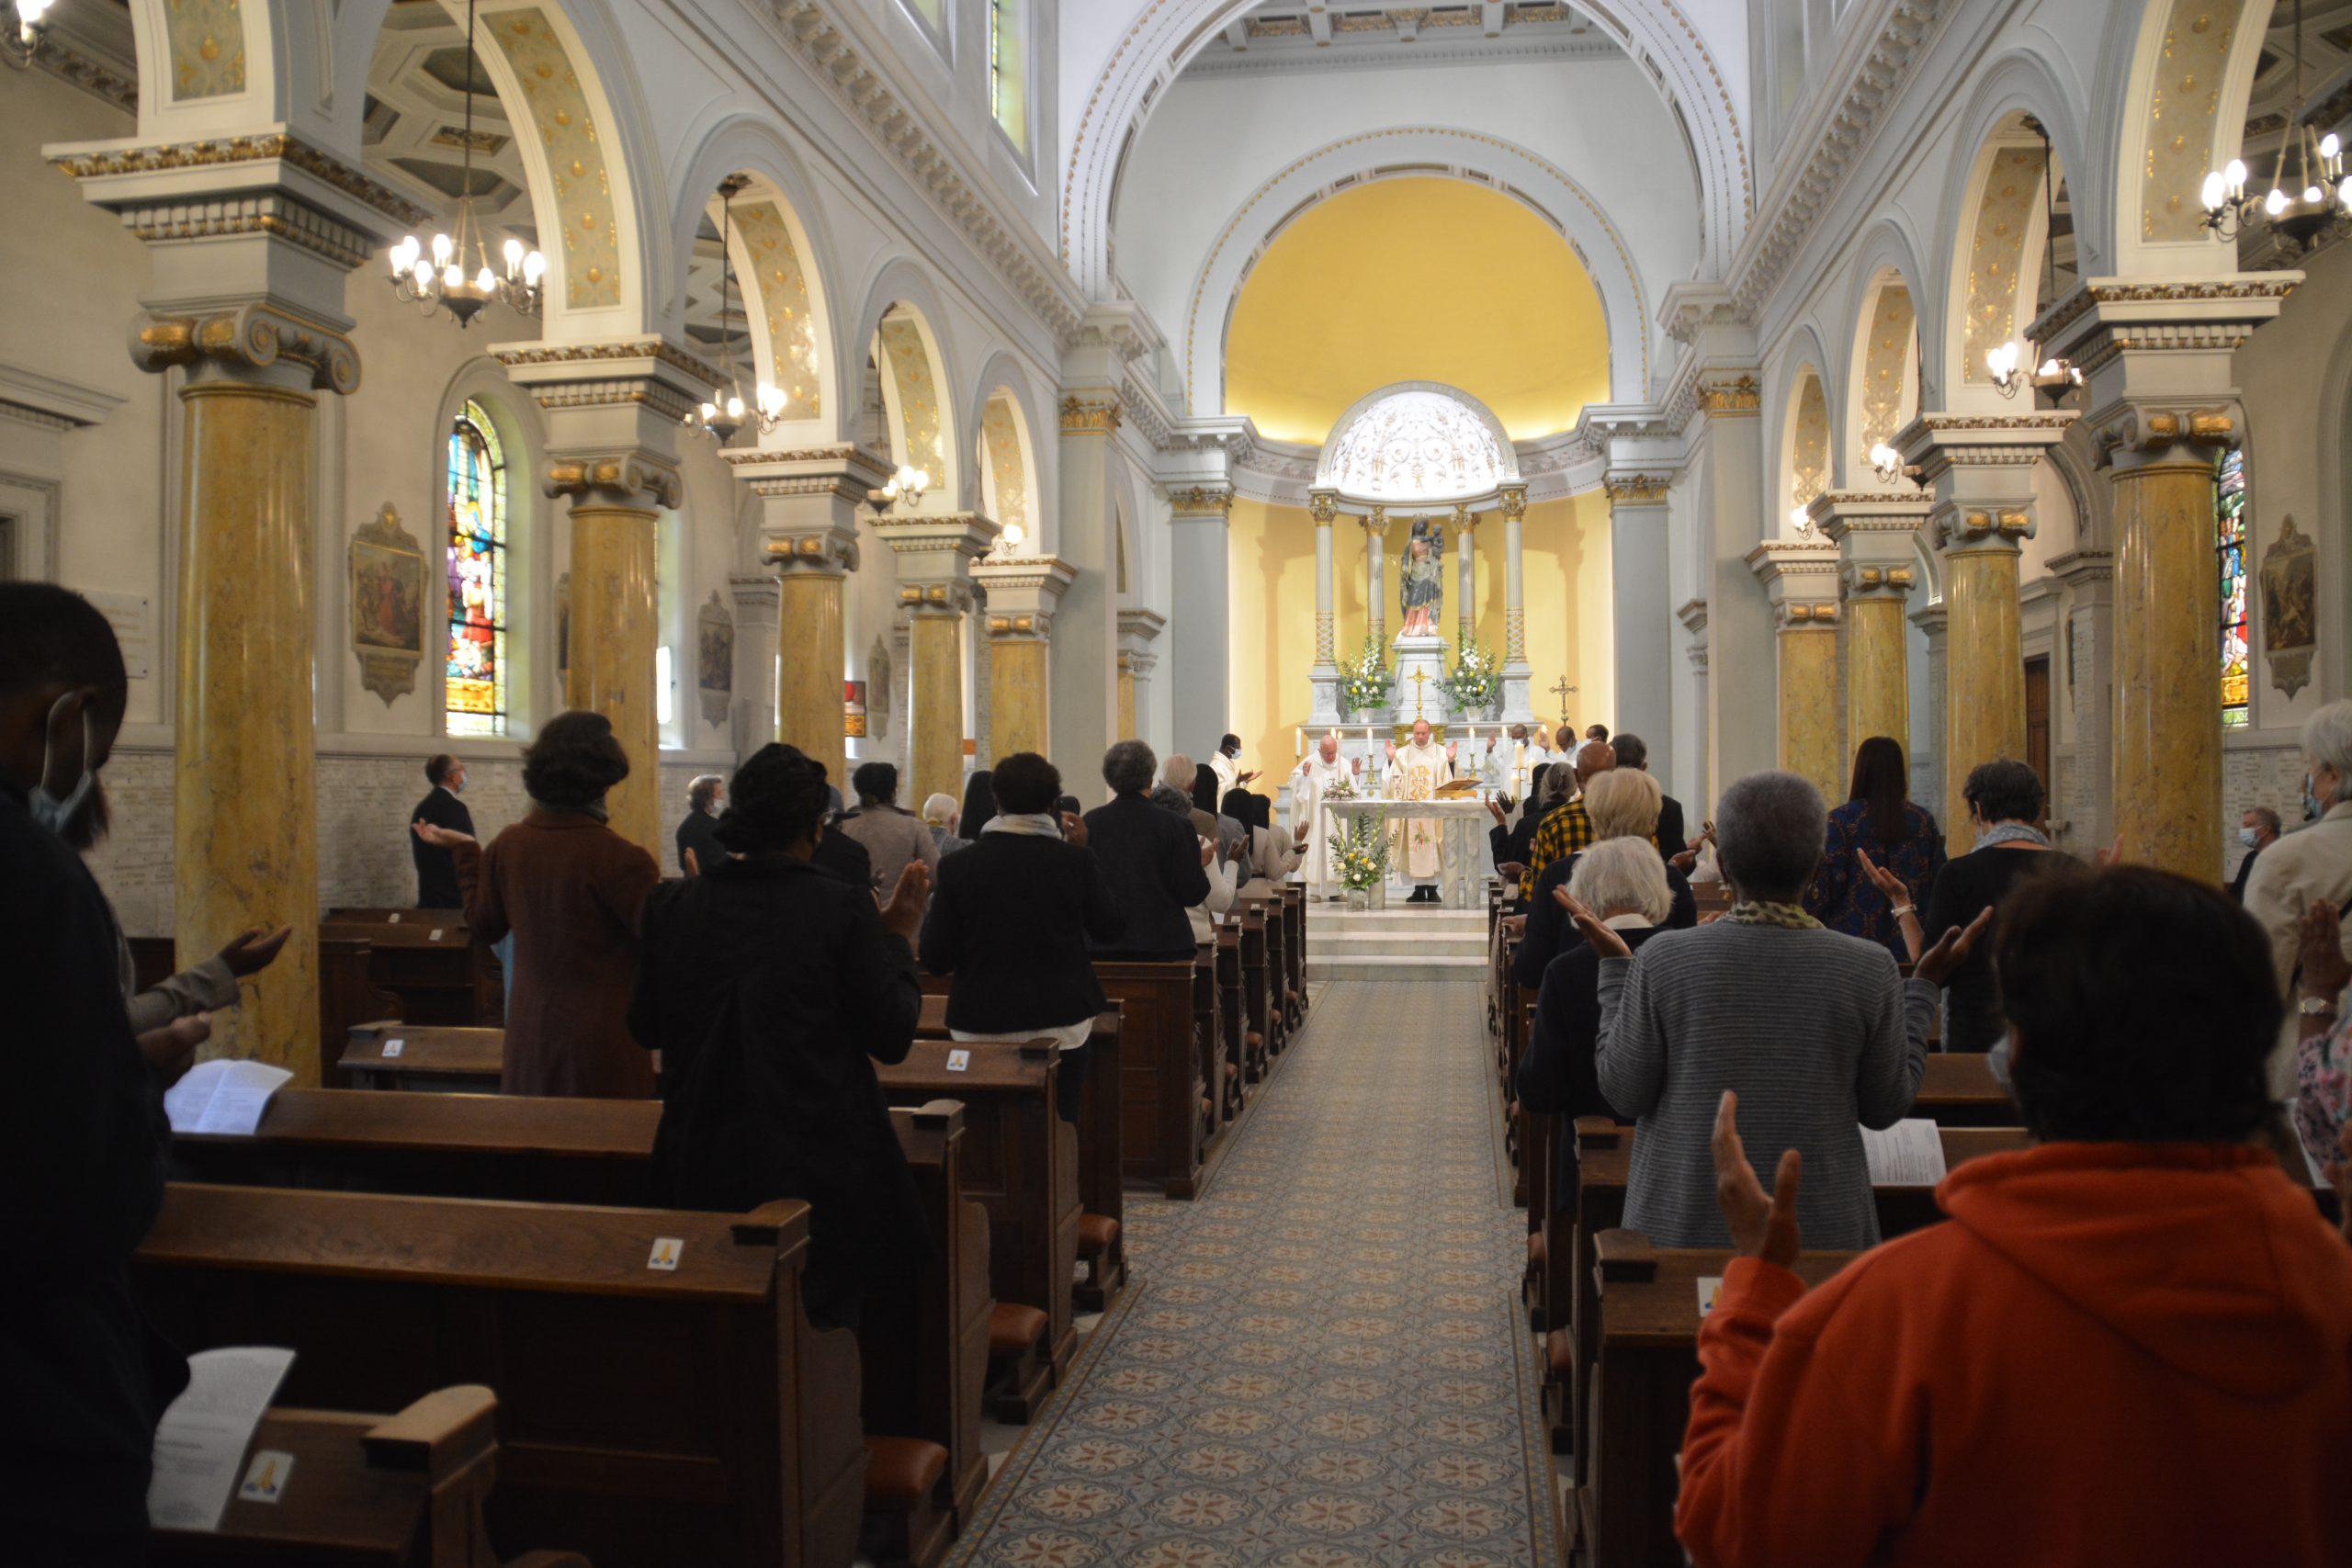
[1657,863,2352,1568]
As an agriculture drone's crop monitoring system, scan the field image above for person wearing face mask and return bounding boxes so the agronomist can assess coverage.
[0,582,216,1563]
[2244,702,2352,1099]
[1910,760,2068,1055]
[2229,806,2281,903]
[410,753,475,908]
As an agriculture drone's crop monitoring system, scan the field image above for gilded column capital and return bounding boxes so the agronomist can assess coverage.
[1452,502,1479,531]
[1841,562,1918,601]
[545,451,683,511]
[974,554,1078,636]
[985,611,1054,643]
[1168,485,1235,519]
[131,302,360,395]
[1497,485,1527,525]
[900,581,979,616]
[1696,373,1763,419]
[2086,401,2243,468]
[764,526,861,577]
[1747,539,1842,628]
[1934,505,2035,553]
[1307,490,1340,525]
[1601,471,1675,505]
[1058,393,1124,434]
[877,510,1000,604]
[1360,506,1390,538]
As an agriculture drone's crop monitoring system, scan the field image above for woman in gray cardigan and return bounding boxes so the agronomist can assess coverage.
[1572,771,1986,1250]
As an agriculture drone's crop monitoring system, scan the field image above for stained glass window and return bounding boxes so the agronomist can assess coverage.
[445,401,508,737]
[2218,447,2248,729]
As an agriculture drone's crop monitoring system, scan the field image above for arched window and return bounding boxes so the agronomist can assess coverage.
[2217,448,2248,729]
[445,401,509,737]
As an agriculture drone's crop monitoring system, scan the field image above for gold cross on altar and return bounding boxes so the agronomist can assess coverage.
[1550,676,1577,725]
[1409,667,1429,720]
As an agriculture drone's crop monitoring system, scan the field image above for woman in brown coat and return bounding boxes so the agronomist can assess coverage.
[413,711,659,1097]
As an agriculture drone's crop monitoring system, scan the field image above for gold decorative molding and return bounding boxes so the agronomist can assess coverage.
[1307,491,1339,525]
[763,527,860,576]
[1058,394,1123,434]
[1790,373,1829,506]
[545,451,683,511]
[2140,0,2245,243]
[164,0,245,101]
[2089,402,2242,464]
[1602,473,1674,504]
[1497,485,1528,525]
[876,316,946,480]
[2030,275,2301,342]
[1775,600,1841,628]
[979,396,1030,536]
[1843,562,1918,600]
[1696,374,1762,416]
[1504,606,1527,661]
[1167,485,1235,519]
[493,337,722,383]
[984,612,1053,643]
[1938,506,2035,550]
[51,133,432,228]
[1315,609,1336,664]
[131,302,359,395]
[730,199,822,422]
[1859,283,1916,453]
[486,7,623,310]
[1961,142,2045,385]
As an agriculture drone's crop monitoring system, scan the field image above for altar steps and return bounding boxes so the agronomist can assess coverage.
[1305,907,1490,984]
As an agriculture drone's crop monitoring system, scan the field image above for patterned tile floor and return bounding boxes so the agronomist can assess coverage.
[951,980,1554,1568]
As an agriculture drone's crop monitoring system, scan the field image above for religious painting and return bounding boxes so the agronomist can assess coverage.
[866,635,894,739]
[2261,513,2316,701]
[696,590,734,730]
[349,503,425,705]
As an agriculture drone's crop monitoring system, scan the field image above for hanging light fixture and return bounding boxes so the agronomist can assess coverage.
[1989,119,2083,406]
[683,175,788,445]
[2199,1,2350,253]
[387,0,543,327]
[866,465,933,511]
[3,0,52,69]
[1867,442,1906,483]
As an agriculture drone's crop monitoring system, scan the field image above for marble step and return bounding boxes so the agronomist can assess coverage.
[1304,954,1489,984]
[1307,931,1489,960]
[1306,908,1488,936]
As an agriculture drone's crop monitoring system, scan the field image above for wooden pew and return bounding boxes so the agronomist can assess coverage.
[1278,885,1307,1027]
[135,1184,866,1568]
[1213,926,1245,1120]
[322,940,405,1088]
[1916,1052,2014,1125]
[915,999,1127,1313]
[340,1023,503,1093]
[167,1091,994,1545]
[1582,1233,1858,1568]
[876,1040,1077,1423]
[1094,959,1204,1198]
[1235,901,1274,1077]
[150,1383,587,1568]
[319,915,502,1029]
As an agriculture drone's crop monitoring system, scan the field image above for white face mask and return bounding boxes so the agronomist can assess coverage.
[2239,826,2261,849]
[29,694,96,840]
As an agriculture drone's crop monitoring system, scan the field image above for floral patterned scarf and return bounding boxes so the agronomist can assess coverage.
[1723,899,1822,930]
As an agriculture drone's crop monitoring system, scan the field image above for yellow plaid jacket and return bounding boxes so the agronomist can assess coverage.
[1520,800,1594,898]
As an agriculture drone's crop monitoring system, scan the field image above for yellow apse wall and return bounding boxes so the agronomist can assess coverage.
[1222,177,1611,443]
[1225,495,1615,780]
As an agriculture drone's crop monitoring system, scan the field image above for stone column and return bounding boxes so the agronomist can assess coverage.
[1908,601,1950,830]
[1898,413,2072,858]
[1308,490,1341,725]
[498,344,707,859]
[876,513,998,807]
[729,446,888,789]
[975,555,1076,760]
[1677,598,1711,810]
[1363,507,1391,649]
[1119,607,1166,745]
[2050,550,2116,853]
[2040,277,2295,880]
[62,136,420,1080]
[1748,541,1845,802]
[1604,472,1675,770]
[1815,492,1929,758]
[726,571,782,763]
[1052,386,1126,782]
[1498,484,1533,722]
[1453,502,1478,649]
[1167,484,1234,762]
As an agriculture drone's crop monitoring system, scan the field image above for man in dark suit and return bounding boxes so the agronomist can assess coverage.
[410,753,474,908]
[676,773,726,875]
[1611,732,1686,862]
[1084,739,1212,961]
[2231,806,2280,903]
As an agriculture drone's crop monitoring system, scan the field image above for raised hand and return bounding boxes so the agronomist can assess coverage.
[1060,810,1089,848]
[1198,835,1216,868]
[1713,1090,1802,1268]
[1446,740,1459,761]
[412,818,478,851]
[1487,797,1509,826]
[2299,899,2351,997]
[2094,836,2124,867]
[1913,905,1994,987]
[879,859,932,942]
[1555,889,1633,959]
[1385,739,1397,761]
[215,925,293,979]
[1238,769,1261,787]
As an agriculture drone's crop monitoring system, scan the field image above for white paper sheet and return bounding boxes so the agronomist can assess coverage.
[147,1347,297,1531]
[164,1059,294,1137]
[1696,1276,1723,1317]
[1860,1117,1948,1185]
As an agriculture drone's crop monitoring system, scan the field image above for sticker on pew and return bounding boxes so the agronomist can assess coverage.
[945,1050,971,1072]
[239,1450,293,1504]
[648,1237,684,1271]
[388,913,401,923]
[1697,1276,1723,1317]
[380,1038,404,1058]
[429,929,445,941]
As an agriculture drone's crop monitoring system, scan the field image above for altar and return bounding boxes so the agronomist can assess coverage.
[1322,796,1494,910]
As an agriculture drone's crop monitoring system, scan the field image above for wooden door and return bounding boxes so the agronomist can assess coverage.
[2023,656,2052,809]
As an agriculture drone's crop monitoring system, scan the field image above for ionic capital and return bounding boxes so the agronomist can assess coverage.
[545,450,684,512]
[132,302,360,395]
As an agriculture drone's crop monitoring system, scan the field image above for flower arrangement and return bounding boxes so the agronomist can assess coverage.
[1337,635,1394,718]
[1334,813,1391,892]
[1440,637,1503,715]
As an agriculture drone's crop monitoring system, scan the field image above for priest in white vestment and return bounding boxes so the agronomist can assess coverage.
[1385,719,1456,904]
[1208,733,1257,803]
[1290,736,1360,898]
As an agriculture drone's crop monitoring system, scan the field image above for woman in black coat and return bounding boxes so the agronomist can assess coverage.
[629,742,932,1330]
[920,752,1125,1122]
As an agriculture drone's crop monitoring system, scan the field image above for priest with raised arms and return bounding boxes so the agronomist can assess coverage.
[1290,733,1361,899]
[1385,719,1457,904]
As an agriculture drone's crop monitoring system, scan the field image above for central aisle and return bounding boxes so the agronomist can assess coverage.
[957,979,1554,1568]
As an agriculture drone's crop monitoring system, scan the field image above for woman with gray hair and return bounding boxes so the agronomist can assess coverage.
[1512,766,1697,990]
[2245,701,2352,1066]
[1518,837,1676,1213]
[1569,771,1984,1250]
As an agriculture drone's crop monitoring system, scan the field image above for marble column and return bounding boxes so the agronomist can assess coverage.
[1167,485,1233,762]
[1119,607,1166,745]
[1453,503,1478,649]
[1695,371,1778,791]
[1898,413,2072,858]
[1815,492,1929,758]
[1677,598,1711,810]
[876,513,998,807]
[726,571,782,763]
[1748,541,1846,803]
[2050,550,2116,853]
[975,555,1076,761]
[1908,600,1950,833]
[1498,484,1533,722]
[1363,509,1389,649]
[1604,472,1675,772]
[66,138,415,1081]
[499,344,707,860]
[1051,384,1126,784]
[1308,491,1341,725]
[2040,277,2294,881]
[731,447,888,790]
